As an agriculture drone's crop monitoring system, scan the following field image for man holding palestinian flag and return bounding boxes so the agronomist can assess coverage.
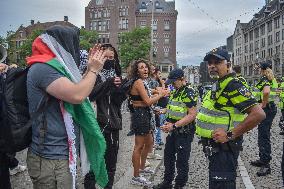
[25,25,108,188]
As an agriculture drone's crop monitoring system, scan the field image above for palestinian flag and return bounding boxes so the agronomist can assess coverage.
[26,26,108,188]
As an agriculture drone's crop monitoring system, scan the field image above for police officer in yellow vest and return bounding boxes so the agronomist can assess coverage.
[278,77,284,135]
[196,48,265,189]
[250,62,278,176]
[232,65,249,88]
[153,69,197,189]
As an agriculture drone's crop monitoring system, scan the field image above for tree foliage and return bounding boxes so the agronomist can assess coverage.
[79,28,98,50]
[4,28,98,67]
[118,27,151,68]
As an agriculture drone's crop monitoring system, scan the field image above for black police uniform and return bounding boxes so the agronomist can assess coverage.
[251,76,277,176]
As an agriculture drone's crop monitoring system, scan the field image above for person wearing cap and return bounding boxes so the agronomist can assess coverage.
[232,65,249,88]
[196,48,265,189]
[250,61,278,176]
[153,69,197,189]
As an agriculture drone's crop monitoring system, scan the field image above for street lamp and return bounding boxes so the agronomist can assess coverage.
[146,0,155,64]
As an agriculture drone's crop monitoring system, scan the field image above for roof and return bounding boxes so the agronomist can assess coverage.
[136,0,176,13]
[15,21,77,36]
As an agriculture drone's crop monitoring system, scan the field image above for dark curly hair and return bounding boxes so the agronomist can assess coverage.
[127,59,150,79]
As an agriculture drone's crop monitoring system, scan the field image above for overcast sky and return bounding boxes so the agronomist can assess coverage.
[0,0,265,66]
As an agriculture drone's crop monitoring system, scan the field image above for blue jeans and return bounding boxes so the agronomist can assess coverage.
[155,114,166,145]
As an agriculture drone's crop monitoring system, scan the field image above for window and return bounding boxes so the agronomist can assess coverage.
[98,21,102,31]
[249,43,253,52]
[162,66,168,72]
[261,38,266,47]
[260,24,265,35]
[245,45,248,53]
[255,40,259,50]
[96,0,104,5]
[276,45,280,54]
[140,20,146,28]
[275,16,280,29]
[249,65,253,75]
[256,52,259,59]
[155,1,160,7]
[152,20,158,31]
[106,20,110,30]
[244,66,247,76]
[119,18,128,30]
[267,21,272,32]
[164,20,170,30]
[254,28,259,39]
[276,31,280,42]
[268,48,273,57]
[91,21,97,30]
[282,15,284,25]
[164,33,170,44]
[268,35,273,45]
[97,11,102,18]
[119,6,128,16]
[282,29,284,40]
[244,34,248,43]
[261,50,266,59]
[164,46,170,57]
[249,31,253,41]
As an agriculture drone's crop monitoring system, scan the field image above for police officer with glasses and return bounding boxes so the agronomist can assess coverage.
[196,48,265,189]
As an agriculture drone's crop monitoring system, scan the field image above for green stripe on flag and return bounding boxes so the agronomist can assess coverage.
[46,58,108,187]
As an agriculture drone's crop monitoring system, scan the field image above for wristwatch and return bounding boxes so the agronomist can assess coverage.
[172,124,177,130]
[226,131,234,141]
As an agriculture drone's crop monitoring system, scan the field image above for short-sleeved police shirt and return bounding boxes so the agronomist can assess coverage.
[216,74,258,113]
[172,86,197,108]
[256,76,270,91]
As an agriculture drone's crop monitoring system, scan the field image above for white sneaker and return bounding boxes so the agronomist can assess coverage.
[130,176,152,186]
[10,164,27,175]
[140,167,155,175]
[145,160,151,167]
[154,153,163,160]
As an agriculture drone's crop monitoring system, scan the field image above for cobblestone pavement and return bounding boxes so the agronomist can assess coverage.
[10,107,284,189]
[11,109,134,189]
[152,108,284,189]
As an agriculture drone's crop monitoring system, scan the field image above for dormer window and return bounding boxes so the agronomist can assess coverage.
[155,1,160,7]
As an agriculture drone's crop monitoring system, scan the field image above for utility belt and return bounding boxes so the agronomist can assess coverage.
[172,122,195,135]
[199,137,243,157]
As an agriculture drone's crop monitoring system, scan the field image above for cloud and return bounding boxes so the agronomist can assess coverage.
[0,0,265,67]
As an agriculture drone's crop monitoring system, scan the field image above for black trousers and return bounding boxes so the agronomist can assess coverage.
[258,103,277,163]
[0,153,11,189]
[208,147,240,189]
[84,130,119,189]
[163,129,194,187]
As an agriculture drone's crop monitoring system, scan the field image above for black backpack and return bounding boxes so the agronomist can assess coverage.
[0,67,48,153]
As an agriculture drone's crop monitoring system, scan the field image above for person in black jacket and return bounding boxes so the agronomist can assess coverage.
[0,62,12,189]
[84,44,127,189]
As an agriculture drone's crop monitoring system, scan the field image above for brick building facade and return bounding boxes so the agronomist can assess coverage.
[85,0,177,75]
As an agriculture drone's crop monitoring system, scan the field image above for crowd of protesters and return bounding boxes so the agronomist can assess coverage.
[1,25,284,189]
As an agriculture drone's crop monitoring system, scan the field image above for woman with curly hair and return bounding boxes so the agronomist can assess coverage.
[128,59,167,186]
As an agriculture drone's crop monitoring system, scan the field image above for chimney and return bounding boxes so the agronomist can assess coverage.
[64,16,68,22]
[31,20,35,25]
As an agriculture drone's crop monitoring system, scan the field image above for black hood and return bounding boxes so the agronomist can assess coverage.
[45,25,80,66]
